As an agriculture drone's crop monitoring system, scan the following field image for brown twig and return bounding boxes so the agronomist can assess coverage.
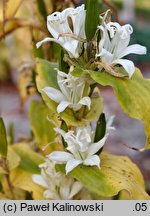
[58,33,86,43]
[0,18,47,41]
[122,143,145,152]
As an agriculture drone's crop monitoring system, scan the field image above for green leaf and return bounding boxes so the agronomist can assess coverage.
[61,120,68,148]
[0,167,7,175]
[94,113,106,143]
[71,66,95,85]
[29,101,60,154]
[85,0,99,41]
[8,123,14,145]
[60,95,103,127]
[0,117,8,157]
[36,58,58,89]
[83,96,103,122]
[59,49,69,73]
[57,152,149,200]
[36,58,59,111]
[36,58,102,126]
[60,100,99,127]
[32,44,44,58]
[12,143,44,173]
[91,68,150,149]
[36,0,47,21]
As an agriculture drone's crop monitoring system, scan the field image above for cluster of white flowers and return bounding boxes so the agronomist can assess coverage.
[96,22,146,78]
[43,68,91,113]
[34,4,117,176]
[37,5,86,58]
[37,4,146,78]
[32,159,83,199]
[33,4,145,199]
[48,116,114,174]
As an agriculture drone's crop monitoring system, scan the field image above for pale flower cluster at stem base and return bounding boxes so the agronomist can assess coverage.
[32,160,83,200]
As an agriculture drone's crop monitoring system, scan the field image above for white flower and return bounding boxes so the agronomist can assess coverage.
[43,69,91,113]
[32,159,82,200]
[48,119,113,174]
[36,5,86,58]
[96,22,147,78]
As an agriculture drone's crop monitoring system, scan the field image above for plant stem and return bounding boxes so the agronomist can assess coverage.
[2,156,15,199]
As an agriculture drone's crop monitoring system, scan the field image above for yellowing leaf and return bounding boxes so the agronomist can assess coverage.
[100,153,149,200]
[2,176,25,200]
[91,68,150,149]
[36,58,58,89]
[0,18,44,40]
[3,0,24,19]
[0,193,9,200]
[10,168,44,200]
[7,146,20,170]
[84,96,103,121]
[8,144,45,199]
[57,152,150,200]
[18,68,36,105]
[0,167,7,174]
[0,18,23,40]
[12,143,44,173]
[29,101,62,155]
